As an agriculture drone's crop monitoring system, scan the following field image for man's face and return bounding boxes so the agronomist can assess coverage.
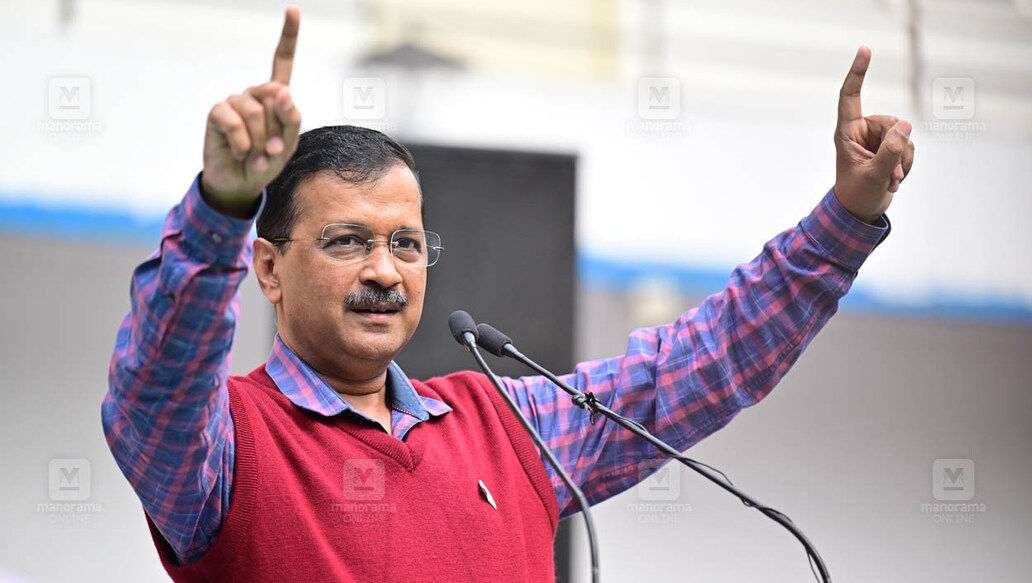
[261,165,426,384]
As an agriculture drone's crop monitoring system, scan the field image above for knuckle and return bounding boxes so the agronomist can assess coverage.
[249,81,282,98]
[214,113,244,134]
[225,117,245,133]
[207,106,224,124]
[211,100,234,118]
[240,100,264,119]
[215,110,237,128]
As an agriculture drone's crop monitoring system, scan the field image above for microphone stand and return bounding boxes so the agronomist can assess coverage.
[450,313,601,583]
[479,324,831,583]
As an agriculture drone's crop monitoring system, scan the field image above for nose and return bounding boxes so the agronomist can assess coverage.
[358,240,404,289]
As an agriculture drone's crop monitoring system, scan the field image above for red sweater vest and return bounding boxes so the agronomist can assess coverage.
[147,367,559,582]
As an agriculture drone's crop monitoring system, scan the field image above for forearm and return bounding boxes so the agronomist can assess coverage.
[671,186,891,414]
[505,188,889,516]
[101,174,255,559]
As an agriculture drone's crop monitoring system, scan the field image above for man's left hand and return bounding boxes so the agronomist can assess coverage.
[834,46,916,224]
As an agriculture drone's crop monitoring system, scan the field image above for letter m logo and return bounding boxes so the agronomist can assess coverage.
[343,459,385,500]
[649,86,670,108]
[48,458,91,501]
[942,85,965,108]
[932,458,974,501]
[932,77,974,120]
[636,460,680,501]
[353,86,376,110]
[48,77,91,120]
[59,467,81,487]
[637,77,680,120]
[942,467,965,491]
[343,77,386,120]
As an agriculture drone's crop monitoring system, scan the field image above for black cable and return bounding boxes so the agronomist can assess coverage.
[455,332,601,583]
[495,341,832,583]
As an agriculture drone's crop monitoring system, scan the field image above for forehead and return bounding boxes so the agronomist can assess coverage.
[293,166,422,231]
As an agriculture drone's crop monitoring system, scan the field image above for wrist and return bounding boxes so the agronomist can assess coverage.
[199,172,262,219]
[832,187,883,225]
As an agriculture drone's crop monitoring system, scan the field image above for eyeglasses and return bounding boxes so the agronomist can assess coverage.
[271,223,443,267]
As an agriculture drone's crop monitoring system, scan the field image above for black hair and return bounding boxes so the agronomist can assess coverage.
[257,125,419,245]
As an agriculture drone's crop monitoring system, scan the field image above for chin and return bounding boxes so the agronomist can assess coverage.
[340,337,406,365]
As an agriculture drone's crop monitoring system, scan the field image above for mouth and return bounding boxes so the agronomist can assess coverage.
[349,304,402,322]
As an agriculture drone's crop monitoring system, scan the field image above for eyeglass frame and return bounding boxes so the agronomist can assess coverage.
[269,223,444,267]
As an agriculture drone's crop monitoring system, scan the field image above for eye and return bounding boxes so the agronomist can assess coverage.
[325,234,366,249]
[393,236,423,252]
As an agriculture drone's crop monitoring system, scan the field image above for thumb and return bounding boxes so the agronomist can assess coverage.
[872,120,912,183]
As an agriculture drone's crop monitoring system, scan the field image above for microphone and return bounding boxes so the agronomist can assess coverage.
[447,310,600,583]
[474,320,832,583]
[472,322,514,357]
[448,310,479,348]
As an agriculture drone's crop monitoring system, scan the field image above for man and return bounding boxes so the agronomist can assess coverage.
[102,6,914,582]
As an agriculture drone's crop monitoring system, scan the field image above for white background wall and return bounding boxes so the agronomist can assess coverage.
[574,289,1032,582]
[3,0,1031,314]
[1,0,1030,581]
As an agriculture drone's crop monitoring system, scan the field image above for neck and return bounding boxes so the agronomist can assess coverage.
[334,381,389,411]
[314,366,390,407]
[313,364,394,434]
[275,334,395,433]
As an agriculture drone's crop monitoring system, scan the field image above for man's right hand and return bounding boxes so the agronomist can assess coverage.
[201,6,301,218]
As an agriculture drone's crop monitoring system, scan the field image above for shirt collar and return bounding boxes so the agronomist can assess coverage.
[265,334,452,420]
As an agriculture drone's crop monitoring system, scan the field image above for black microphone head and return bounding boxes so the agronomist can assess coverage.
[448,310,478,345]
[475,323,513,357]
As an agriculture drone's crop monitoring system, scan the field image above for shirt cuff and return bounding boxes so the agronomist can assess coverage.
[799,188,891,273]
[179,172,264,264]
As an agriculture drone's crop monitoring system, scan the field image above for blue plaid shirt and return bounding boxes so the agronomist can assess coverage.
[102,174,888,564]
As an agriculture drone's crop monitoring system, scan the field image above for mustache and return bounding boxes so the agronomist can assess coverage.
[345,288,409,309]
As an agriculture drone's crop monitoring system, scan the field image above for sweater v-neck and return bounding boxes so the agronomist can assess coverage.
[332,411,428,472]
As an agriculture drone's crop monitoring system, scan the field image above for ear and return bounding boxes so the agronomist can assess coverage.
[253,238,283,305]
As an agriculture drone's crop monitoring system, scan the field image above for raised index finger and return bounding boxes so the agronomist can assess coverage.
[271,5,300,84]
[837,46,871,126]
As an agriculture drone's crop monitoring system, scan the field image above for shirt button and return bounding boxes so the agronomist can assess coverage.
[211,232,223,244]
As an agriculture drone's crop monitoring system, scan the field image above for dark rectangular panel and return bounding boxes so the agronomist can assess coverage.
[395,143,577,583]
[397,143,576,381]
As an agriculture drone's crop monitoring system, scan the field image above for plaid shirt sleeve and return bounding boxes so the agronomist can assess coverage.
[501,189,890,517]
[101,175,255,563]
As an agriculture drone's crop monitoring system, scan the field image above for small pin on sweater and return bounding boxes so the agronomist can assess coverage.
[478,480,497,509]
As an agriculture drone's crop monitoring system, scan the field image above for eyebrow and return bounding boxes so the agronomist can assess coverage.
[326,221,422,231]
